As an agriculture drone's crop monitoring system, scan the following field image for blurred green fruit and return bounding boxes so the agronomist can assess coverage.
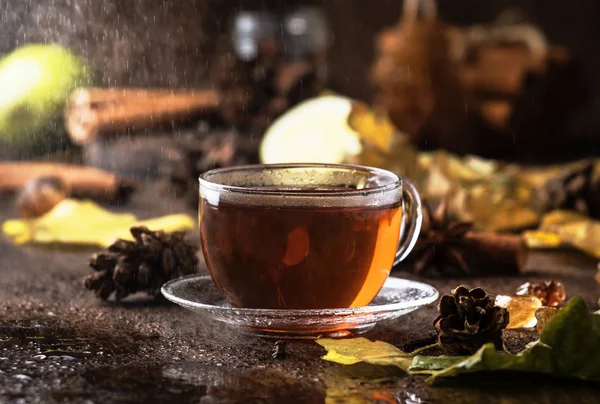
[0,43,91,156]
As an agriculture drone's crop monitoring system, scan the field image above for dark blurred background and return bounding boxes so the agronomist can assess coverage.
[2,0,598,99]
[1,0,599,158]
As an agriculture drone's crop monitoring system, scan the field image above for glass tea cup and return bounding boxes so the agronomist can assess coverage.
[198,163,422,310]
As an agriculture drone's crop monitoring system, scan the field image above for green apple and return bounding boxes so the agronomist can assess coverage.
[0,43,91,155]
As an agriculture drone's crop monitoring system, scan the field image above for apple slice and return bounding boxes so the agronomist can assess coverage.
[260,95,362,164]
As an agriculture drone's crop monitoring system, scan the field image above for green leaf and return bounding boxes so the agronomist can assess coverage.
[317,297,600,384]
[426,296,600,383]
[316,337,413,371]
[409,355,466,372]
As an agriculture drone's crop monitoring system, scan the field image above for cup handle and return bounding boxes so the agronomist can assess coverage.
[394,178,423,266]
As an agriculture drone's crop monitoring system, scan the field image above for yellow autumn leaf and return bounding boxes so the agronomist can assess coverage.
[518,163,575,188]
[525,210,600,259]
[347,102,396,152]
[552,221,600,259]
[316,337,413,371]
[2,198,195,248]
[415,149,542,231]
[523,231,563,248]
[462,183,539,232]
[474,203,539,233]
[345,102,423,184]
[539,210,588,228]
[433,151,498,185]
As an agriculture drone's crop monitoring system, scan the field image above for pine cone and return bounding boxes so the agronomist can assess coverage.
[210,35,324,133]
[84,227,198,302]
[434,286,509,355]
[535,160,600,219]
[170,130,261,208]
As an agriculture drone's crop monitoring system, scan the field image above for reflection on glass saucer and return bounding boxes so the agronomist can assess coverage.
[161,275,439,339]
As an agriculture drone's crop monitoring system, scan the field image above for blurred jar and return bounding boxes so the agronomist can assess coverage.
[282,7,331,60]
[229,6,331,90]
[230,11,279,62]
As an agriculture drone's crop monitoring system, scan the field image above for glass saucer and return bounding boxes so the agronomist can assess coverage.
[161,275,439,339]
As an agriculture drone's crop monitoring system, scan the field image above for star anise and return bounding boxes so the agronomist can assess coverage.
[405,200,473,276]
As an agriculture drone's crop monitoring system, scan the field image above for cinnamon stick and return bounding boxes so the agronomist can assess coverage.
[65,88,221,144]
[462,232,528,275]
[68,88,217,107]
[0,162,134,202]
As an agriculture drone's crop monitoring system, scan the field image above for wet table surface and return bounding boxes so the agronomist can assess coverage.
[1,184,599,403]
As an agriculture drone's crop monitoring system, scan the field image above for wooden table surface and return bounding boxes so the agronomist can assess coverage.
[1,183,599,403]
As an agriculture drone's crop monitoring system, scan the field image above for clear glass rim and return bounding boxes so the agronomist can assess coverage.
[198,163,401,197]
[161,274,440,316]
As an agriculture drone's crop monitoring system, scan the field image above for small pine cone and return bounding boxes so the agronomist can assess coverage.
[109,239,137,254]
[161,248,177,277]
[209,35,323,133]
[171,130,261,209]
[112,258,137,289]
[89,253,117,271]
[172,239,196,269]
[434,286,509,355]
[97,280,116,301]
[130,226,147,243]
[535,161,600,218]
[141,233,164,257]
[84,226,199,302]
[83,270,114,300]
[138,262,152,286]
